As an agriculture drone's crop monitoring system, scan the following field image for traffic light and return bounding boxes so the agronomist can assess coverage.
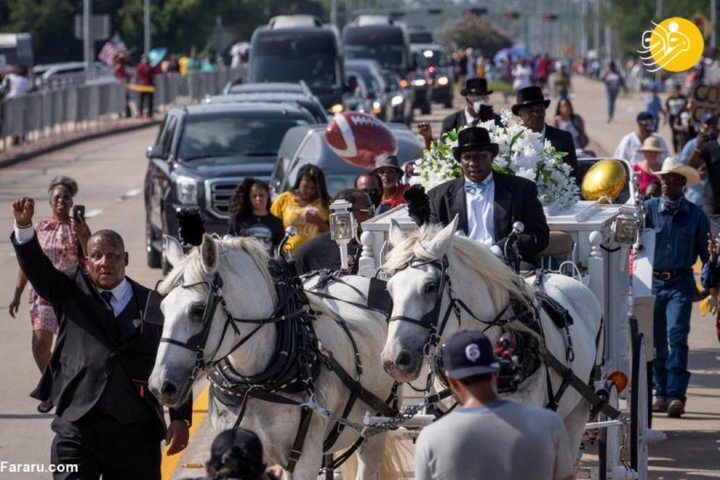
[543,13,559,22]
[505,11,520,20]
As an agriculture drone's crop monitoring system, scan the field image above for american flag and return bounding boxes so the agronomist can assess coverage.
[98,39,127,66]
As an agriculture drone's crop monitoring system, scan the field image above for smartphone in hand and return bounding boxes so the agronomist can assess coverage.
[72,205,85,222]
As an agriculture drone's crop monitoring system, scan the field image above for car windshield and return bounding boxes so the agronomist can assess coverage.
[345,45,406,70]
[178,115,309,163]
[252,35,339,92]
[414,49,446,69]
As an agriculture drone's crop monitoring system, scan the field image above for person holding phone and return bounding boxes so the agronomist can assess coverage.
[687,112,720,215]
[8,176,91,413]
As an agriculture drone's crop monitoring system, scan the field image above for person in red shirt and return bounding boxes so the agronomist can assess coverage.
[372,155,409,210]
[136,54,157,118]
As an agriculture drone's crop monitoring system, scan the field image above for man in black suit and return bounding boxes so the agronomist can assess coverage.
[417,78,500,149]
[512,86,578,179]
[11,197,191,480]
[427,127,549,261]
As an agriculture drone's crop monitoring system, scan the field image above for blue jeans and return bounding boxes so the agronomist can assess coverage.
[652,274,694,403]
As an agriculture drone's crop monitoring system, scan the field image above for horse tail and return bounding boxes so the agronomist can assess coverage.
[378,431,411,480]
[338,431,410,480]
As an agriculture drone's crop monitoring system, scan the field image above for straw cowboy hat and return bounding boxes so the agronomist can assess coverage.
[636,136,664,154]
[652,156,700,187]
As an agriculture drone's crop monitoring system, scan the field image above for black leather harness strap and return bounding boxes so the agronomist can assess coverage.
[287,407,313,473]
[539,345,621,419]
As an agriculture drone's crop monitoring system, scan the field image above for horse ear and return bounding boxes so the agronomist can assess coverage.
[426,215,459,257]
[200,234,219,272]
[388,219,407,247]
[163,235,185,268]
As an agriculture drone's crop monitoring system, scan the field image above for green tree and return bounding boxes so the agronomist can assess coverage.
[441,15,512,57]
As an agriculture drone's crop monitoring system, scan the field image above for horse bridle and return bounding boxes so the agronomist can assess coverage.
[160,271,305,381]
[387,255,515,352]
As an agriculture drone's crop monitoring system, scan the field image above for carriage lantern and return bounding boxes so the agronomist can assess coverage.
[330,199,357,270]
[612,206,639,246]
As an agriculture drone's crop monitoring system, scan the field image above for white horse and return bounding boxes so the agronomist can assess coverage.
[380,218,603,459]
[148,235,400,480]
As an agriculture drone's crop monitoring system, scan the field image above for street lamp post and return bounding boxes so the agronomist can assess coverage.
[83,0,93,82]
[144,0,151,54]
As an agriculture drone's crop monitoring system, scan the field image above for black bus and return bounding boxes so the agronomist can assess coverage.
[249,16,345,112]
[342,18,413,75]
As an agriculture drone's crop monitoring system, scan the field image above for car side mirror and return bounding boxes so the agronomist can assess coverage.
[146,145,167,160]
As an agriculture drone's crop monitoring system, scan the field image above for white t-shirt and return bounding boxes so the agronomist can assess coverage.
[512,65,533,91]
[4,73,33,98]
[614,132,669,165]
[415,399,574,480]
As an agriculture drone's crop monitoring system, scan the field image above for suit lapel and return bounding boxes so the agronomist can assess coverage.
[493,174,511,239]
[448,178,468,234]
[457,111,467,129]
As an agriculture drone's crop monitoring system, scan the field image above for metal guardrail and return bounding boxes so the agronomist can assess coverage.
[1,67,246,149]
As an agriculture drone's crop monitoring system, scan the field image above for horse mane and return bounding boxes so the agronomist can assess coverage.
[158,237,278,306]
[383,224,531,310]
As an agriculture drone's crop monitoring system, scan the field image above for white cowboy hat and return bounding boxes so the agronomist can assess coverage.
[652,156,700,188]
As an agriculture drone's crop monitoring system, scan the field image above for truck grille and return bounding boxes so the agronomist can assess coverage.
[205,178,244,219]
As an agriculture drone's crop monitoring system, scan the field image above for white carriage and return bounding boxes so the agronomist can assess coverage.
[354,159,661,480]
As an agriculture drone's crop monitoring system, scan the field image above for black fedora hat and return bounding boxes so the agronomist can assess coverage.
[453,127,499,160]
[460,78,493,96]
[511,86,551,115]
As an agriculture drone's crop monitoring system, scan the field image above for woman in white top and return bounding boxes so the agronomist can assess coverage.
[512,58,533,92]
[2,65,34,98]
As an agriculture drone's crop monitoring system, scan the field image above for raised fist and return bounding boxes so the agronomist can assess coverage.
[12,197,35,227]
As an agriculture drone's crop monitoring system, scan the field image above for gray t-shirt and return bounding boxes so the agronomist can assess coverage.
[414,399,574,480]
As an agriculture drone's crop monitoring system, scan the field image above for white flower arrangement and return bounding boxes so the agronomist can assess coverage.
[414,109,580,212]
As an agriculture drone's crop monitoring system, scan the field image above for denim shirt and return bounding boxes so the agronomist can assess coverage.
[645,196,709,271]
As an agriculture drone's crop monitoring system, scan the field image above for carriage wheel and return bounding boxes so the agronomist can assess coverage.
[630,331,649,479]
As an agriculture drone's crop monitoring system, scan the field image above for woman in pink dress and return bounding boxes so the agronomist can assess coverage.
[8,176,90,412]
[632,137,664,198]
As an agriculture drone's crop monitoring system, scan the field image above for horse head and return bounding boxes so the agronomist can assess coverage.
[381,216,520,383]
[380,217,458,382]
[149,234,277,407]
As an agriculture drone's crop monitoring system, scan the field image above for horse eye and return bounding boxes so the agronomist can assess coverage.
[423,283,437,294]
[189,305,205,319]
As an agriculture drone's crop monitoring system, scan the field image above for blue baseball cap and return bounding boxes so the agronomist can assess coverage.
[442,330,500,379]
[636,111,655,122]
[701,111,718,124]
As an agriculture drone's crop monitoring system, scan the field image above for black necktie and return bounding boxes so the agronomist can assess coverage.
[100,291,114,312]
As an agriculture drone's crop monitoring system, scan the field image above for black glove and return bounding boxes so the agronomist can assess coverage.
[404,184,430,226]
[176,208,205,247]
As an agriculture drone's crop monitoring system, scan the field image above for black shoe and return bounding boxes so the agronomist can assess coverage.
[37,400,54,413]
[667,399,685,418]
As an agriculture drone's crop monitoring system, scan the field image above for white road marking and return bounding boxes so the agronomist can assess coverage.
[85,208,102,218]
[116,188,142,202]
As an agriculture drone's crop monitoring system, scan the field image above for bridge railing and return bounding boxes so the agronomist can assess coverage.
[1,67,246,153]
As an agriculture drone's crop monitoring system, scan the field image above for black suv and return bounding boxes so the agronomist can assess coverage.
[144,102,314,268]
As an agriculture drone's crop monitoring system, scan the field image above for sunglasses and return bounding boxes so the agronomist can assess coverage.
[52,194,72,202]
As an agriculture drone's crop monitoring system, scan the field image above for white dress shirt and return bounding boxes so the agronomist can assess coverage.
[14,223,132,316]
[464,107,477,126]
[465,173,495,245]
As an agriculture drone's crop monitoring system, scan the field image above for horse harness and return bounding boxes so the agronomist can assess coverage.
[388,256,621,419]
[160,259,397,473]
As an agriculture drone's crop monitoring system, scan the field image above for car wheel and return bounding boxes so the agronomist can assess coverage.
[421,101,431,115]
[444,96,453,109]
[146,220,162,269]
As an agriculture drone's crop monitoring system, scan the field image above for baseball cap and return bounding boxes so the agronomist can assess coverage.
[442,330,501,379]
[636,111,655,122]
[701,111,718,124]
[210,428,265,475]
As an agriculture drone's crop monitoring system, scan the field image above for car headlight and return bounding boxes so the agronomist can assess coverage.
[372,101,382,114]
[175,176,198,205]
[330,103,344,114]
[437,76,449,86]
[391,95,404,107]
[412,79,427,87]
